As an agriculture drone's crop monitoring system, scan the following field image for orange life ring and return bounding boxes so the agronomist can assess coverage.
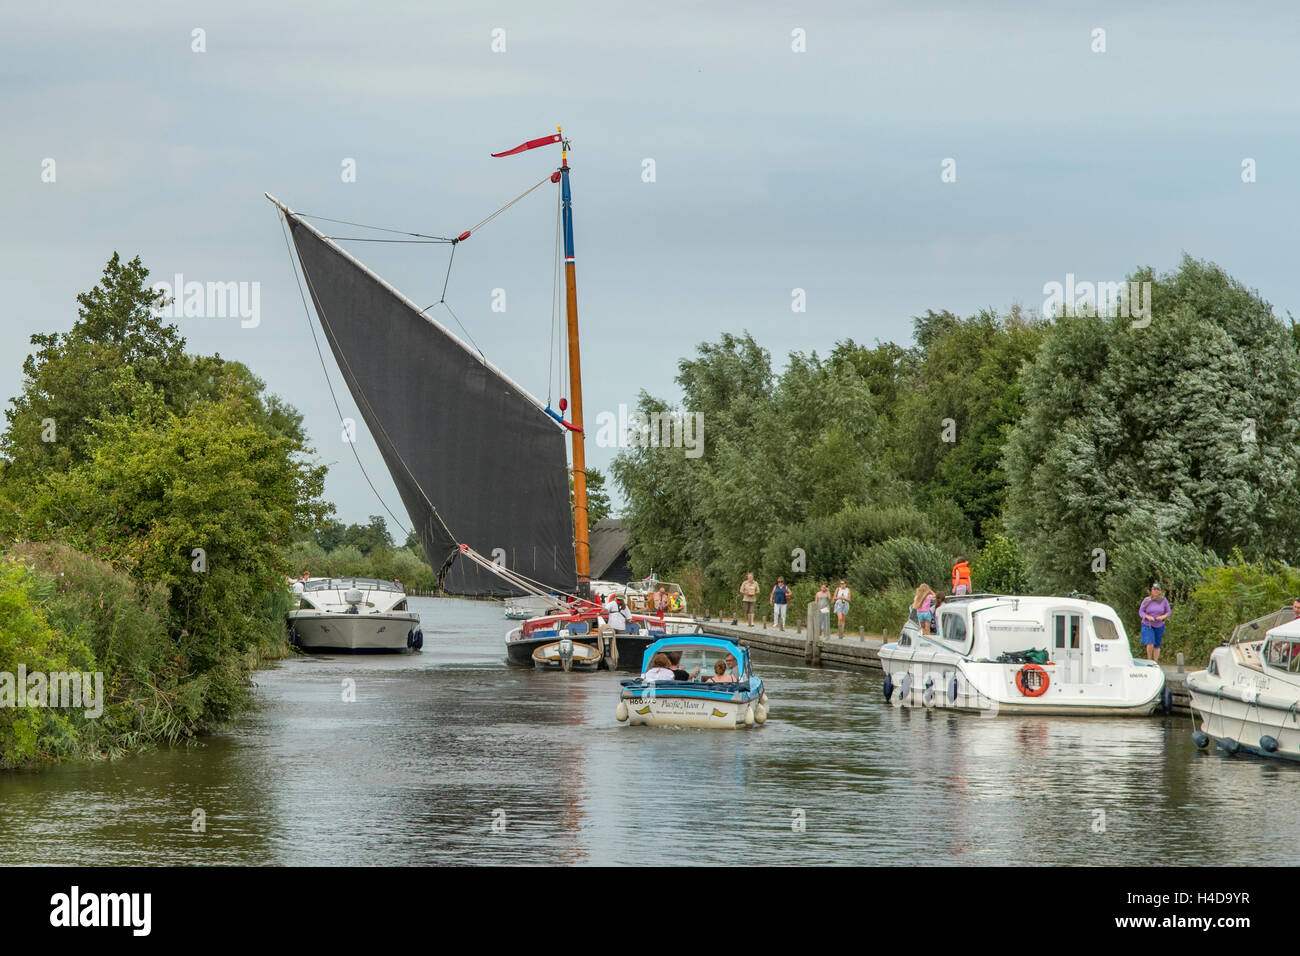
[1015,664,1050,697]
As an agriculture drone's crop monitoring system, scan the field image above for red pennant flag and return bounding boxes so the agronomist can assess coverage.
[491,133,562,158]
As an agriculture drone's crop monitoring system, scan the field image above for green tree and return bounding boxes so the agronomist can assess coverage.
[27,388,328,721]
[1004,257,1300,591]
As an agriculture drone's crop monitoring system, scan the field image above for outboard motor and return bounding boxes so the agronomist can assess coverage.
[558,638,575,673]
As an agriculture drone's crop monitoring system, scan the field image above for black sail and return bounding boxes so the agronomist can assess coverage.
[281,205,576,596]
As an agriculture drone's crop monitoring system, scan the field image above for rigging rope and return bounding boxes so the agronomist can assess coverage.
[293,212,453,241]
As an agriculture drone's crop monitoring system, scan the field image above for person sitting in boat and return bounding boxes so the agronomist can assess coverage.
[725,653,741,678]
[643,653,675,682]
[652,586,669,616]
[604,594,629,633]
[665,650,699,680]
[707,656,739,683]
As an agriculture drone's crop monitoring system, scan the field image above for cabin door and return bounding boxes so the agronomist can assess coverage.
[1053,613,1083,683]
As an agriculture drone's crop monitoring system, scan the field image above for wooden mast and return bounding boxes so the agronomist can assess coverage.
[558,127,591,599]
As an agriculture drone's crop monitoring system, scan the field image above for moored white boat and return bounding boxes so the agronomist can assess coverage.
[615,636,768,729]
[288,577,422,653]
[1187,608,1300,761]
[878,593,1167,716]
[531,638,603,672]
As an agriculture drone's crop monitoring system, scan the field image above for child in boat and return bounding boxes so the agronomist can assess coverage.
[912,583,935,634]
[643,653,675,681]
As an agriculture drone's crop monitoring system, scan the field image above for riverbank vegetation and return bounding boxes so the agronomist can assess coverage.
[613,256,1300,663]
[0,254,327,768]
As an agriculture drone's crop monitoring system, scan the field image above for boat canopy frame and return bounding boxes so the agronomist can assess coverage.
[640,636,749,676]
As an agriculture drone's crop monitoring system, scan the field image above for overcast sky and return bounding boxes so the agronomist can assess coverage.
[4,1,1299,532]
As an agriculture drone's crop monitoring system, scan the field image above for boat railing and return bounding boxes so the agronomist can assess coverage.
[1229,607,1297,644]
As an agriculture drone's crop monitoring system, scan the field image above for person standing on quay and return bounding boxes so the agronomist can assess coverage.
[833,578,851,637]
[740,572,760,625]
[1139,583,1171,662]
[771,576,791,630]
[816,582,832,638]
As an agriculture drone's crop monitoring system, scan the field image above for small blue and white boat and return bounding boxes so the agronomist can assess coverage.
[615,636,769,728]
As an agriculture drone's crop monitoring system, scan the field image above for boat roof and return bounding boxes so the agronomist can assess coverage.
[641,635,747,672]
[1264,614,1300,640]
[935,593,1121,616]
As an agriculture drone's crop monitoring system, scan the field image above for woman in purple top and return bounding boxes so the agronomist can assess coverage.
[1139,583,1171,662]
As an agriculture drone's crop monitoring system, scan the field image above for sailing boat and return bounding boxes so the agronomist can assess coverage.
[269,129,675,669]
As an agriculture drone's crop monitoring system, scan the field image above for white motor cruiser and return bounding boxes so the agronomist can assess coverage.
[1187,608,1300,761]
[878,593,1168,716]
[288,577,423,653]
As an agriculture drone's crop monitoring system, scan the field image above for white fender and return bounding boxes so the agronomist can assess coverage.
[744,705,755,726]
[755,703,768,723]
[615,701,629,722]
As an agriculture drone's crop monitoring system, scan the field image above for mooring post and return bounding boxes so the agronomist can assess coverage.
[804,603,817,665]
[859,625,865,642]
[1176,652,1185,674]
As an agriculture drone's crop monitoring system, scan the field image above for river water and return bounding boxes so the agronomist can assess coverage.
[2,596,1297,866]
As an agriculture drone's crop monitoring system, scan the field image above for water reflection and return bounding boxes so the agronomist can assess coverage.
[1,596,1297,865]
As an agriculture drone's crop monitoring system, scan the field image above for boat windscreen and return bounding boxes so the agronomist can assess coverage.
[1230,607,1298,644]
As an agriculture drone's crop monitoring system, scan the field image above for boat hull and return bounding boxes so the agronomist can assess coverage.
[531,639,603,671]
[1187,672,1300,761]
[289,611,420,653]
[617,682,768,729]
[878,648,1164,717]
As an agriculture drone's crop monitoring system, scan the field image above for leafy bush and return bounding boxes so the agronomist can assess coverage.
[849,537,951,594]
[971,534,1028,593]
[1168,560,1300,664]
[1096,534,1222,652]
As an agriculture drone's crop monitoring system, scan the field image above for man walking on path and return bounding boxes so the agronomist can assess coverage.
[740,572,760,626]
[951,557,971,596]
[772,576,792,630]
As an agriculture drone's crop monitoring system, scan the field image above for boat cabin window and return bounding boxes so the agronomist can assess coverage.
[1264,638,1300,672]
[940,613,967,645]
[1054,614,1081,650]
[1091,617,1121,642]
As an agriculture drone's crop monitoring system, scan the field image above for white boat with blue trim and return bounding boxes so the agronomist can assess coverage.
[615,636,768,728]
[878,593,1168,716]
[1187,607,1300,761]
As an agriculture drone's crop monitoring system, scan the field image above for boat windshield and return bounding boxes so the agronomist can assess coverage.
[648,644,746,680]
[1229,607,1299,644]
[303,578,405,593]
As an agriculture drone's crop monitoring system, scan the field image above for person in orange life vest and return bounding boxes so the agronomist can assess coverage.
[951,558,971,596]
